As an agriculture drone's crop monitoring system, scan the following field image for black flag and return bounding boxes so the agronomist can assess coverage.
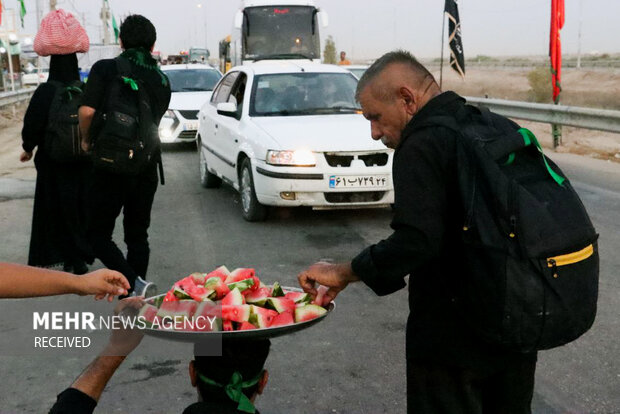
[445,0,465,77]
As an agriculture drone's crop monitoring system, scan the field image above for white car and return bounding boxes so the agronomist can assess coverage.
[21,68,49,86]
[158,64,222,143]
[196,62,394,221]
[344,65,369,80]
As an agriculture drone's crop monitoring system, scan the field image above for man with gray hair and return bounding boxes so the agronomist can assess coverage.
[298,50,536,413]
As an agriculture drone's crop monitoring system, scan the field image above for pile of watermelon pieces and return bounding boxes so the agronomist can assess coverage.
[138,266,329,332]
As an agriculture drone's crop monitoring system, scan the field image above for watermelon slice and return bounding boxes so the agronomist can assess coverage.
[223,320,234,331]
[270,311,294,327]
[205,277,230,299]
[245,287,271,306]
[227,278,254,293]
[193,300,222,331]
[221,287,245,306]
[249,305,278,328]
[206,265,231,282]
[138,304,159,328]
[284,291,311,304]
[271,282,284,297]
[172,285,192,300]
[225,268,255,284]
[265,297,296,314]
[312,285,330,306]
[221,305,252,323]
[157,300,198,329]
[163,290,178,302]
[189,272,207,285]
[238,321,257,330]
[295,304,327,323]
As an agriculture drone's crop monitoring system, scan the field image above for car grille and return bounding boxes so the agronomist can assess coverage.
[178,130,197,140]
[324,191,386,203]
[178,110,199,119]
[324,152,389,167]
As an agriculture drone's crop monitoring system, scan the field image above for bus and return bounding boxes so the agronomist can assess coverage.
[227,0,328,67]
[189,47,210,63]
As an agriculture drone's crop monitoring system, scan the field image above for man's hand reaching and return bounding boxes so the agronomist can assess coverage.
[297,261,359,306]
[74,269,130,301]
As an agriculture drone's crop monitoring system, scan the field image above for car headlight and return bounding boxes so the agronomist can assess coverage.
[164,110,177,121]
[266,149,316,167]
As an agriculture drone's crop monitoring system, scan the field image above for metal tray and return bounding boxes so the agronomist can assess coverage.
[142,287,334,342]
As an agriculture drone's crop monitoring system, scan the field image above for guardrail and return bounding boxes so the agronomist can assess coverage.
[0,89,35,108]
[464,96,620,134]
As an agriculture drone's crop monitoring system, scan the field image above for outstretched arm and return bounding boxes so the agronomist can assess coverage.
[49,298,145,414]
[0,263,129,300]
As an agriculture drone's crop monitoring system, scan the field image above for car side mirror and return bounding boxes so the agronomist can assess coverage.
[217,102,238,117]
[234,11,243,29]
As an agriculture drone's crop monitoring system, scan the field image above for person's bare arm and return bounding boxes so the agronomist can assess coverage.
[0,262,129,300]
[60,298,145,403]
[79,105,96,152]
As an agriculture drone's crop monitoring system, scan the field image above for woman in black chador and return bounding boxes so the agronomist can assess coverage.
[19,9,93,274]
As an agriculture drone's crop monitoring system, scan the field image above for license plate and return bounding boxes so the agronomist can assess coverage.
[329,175,388,189]
[184,122,199,131]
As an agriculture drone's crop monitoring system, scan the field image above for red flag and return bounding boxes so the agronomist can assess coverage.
[550,0,564,103]
[0,0,3,27]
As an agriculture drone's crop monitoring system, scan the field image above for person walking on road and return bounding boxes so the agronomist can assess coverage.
[298,50,537,413]
[20,9,94,274]
[79,15,171,294]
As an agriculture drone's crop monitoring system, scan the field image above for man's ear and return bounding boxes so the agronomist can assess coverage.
[189,361,198,387]
[257,370,269,395]
[399,86,417,115]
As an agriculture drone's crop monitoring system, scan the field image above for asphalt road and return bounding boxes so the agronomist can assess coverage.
[0,143,618,413]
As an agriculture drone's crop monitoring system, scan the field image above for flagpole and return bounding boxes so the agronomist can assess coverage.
[439,7,446,89]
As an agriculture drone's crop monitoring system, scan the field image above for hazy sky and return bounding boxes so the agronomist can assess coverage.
[8,0,620,60]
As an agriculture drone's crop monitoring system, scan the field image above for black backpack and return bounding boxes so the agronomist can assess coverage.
[91,57,163,180]
[416,105,599,353]
[45,80,89,163]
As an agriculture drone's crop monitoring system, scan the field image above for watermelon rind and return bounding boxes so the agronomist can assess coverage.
[227,278,254,292]
[221,287,245,306]
[294,304,327,323]
[284,291,311,304]
[173,285,192,300]
[245,287,271,306]
[265,297,296,314]
[271,282,284,297]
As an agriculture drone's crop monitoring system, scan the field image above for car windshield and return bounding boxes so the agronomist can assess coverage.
[250,73,360,116]
[166,69,222,92]
[348,68,367,79]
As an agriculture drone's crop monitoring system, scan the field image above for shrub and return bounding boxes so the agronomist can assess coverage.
[527,66,552,103]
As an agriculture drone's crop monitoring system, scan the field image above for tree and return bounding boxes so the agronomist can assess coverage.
[323,35,336,64]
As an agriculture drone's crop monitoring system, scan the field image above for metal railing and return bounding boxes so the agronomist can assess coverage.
[0,89,35,108]
[465,96,620,134]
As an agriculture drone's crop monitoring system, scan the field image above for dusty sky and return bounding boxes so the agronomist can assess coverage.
[8,0,620,60]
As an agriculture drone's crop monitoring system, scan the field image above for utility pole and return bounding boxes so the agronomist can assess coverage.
[576,0,583,69]
[101,0,110,45]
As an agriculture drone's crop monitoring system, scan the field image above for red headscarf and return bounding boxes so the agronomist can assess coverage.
[34,9,89,56]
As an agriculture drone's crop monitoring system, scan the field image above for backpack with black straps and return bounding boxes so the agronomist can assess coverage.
[416,104,599,353]
[45,80,89,163]
[91,57,163,180]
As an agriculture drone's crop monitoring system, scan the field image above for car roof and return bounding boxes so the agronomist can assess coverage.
[229,61,355,76]
[160,64,219,71]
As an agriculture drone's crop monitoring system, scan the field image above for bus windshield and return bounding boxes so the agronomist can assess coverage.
[243,6,320,60]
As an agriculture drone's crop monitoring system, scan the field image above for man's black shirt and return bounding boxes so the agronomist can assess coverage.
[351,91,536,372]
[81,58,170,123]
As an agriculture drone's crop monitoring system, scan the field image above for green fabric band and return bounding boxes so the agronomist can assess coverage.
[517,128,565,186]
[65,86,82,101]
[122,77,139,91]
[120,47,169,87]
[198,370,262,413]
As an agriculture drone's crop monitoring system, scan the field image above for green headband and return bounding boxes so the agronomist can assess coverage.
[198,370,263,414]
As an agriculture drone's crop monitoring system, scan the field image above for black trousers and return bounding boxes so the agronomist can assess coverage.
[407,358,536,414]
[88,165,158,289]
